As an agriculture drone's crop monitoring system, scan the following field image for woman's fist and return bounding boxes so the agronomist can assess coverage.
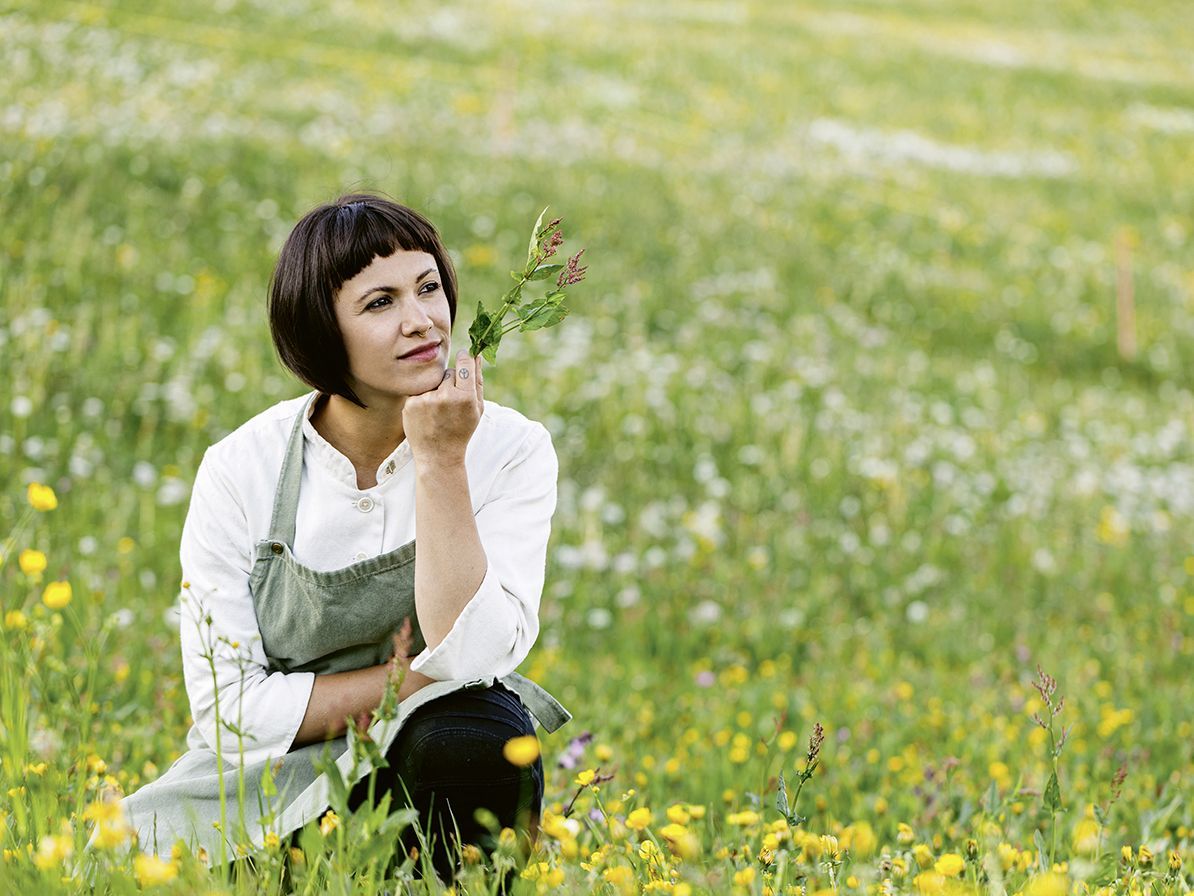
[402,349,484,466]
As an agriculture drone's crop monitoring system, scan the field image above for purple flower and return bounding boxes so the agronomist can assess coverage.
[695,670,715,688]
[556,248,588,288]
[556,730,593,770]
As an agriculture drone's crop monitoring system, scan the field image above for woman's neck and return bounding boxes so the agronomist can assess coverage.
[309,392,406,489]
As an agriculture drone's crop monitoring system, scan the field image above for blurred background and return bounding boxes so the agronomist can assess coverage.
[1,0,1192,880]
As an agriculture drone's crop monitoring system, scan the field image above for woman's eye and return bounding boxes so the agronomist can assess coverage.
[366,296,391,310]
[420,281,440,294]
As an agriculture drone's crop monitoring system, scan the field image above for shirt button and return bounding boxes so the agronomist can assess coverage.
[354,552,367,562]
[271,543,284,555]
[356,496,374,513]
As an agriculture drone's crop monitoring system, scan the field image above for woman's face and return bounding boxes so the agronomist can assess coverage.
[332,248,452,406]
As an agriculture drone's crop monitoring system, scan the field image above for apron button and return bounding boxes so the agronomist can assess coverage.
[271,542,284,555]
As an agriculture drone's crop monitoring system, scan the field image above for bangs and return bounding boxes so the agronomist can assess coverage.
[326,196,443,286]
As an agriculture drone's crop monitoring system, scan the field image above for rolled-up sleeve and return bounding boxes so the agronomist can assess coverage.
[178,449,314,767]
[409,423,558,682]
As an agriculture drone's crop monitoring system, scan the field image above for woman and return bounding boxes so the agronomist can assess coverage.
[115,193,570,880]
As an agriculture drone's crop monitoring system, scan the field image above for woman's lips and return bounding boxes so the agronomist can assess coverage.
[398,342,441,362]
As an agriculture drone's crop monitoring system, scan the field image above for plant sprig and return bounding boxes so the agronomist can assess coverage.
[468,207,587,363]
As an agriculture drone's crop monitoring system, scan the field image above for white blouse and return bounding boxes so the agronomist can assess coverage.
[177,392,558,767]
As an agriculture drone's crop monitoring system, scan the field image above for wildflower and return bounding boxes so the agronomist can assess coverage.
[1096,506,1128,545]
[575,768,597,787]
[913,871,945,894]
[27,483,58,511]
[557,731,592,770]
[19,549,47,577]
[595,743,614,762]
[726,810,761,827]
[687,804,706,820]
[1072,817,1100,855]
[502,734,540,767]
[1121,845,1134,865]
[733,866,757,887]
[603,865,635,895]
[4,610,27,630]
[912,843,935,868]
[638,839,662,861]
[1169,850,1182,872]
[842,821,878,857]
[556,248,588,288]
[84,798,133,849]
[897,823,916,844]
[1137,845,1153,867]
[33,833,73,869]
[1024,873,1068,896]
[264,831,280,849]
[820,834,841,861]
[778,731,798,751]
[659,823,700,860]
[497,827,518,851]
[319,809,340,836]
[134,854,179,886]
[934,853,966,877]
[626,807,653,831]
[42,580,73,610]
[660,805,688,825]
[521,861,565,887]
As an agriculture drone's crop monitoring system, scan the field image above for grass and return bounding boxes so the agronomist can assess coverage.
[1,0,1192,892]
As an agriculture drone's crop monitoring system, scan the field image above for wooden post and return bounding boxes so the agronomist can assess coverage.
[1115,229,1137,362]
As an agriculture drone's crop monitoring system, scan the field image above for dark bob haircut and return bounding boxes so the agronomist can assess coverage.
[268,192,458,408]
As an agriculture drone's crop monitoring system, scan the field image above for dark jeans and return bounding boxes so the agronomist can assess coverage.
[346,681,544,881]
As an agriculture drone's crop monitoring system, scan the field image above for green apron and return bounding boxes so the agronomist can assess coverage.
[116,393,570,861]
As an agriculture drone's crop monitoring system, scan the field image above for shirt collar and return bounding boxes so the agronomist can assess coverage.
[299,392,413,490]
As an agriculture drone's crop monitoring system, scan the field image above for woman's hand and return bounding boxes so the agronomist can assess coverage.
[402,349,484,467]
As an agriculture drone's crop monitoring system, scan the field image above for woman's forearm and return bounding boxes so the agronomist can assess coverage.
[291,664,435,749]
[413,457,487,650]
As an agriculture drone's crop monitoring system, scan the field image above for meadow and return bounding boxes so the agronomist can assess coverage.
[1,0,1192,892]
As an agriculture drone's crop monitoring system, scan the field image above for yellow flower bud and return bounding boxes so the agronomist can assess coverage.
[27,483,58,512]
[42,580,73,610]
[19,549,47,576]
[502,735,540,767]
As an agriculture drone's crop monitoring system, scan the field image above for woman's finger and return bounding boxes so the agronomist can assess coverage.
[453,350,475,391]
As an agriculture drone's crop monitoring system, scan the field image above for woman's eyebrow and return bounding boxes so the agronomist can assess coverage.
[357,268,437,304]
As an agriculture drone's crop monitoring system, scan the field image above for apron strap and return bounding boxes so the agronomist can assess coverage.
[266,392,317,548]
[501,672,572,733]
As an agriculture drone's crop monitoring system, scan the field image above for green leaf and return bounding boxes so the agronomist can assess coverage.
[510,270,524,281]
[1092,851,1119,886]
[1033,828,1050,871]
[481,343,499,365]
[983,780,999,814]
[776,771,790,817]
[519,304,569,332]
[1043,770,1062,814]
[527,206,548,267]
[528,264,564,281]
[543,289,566,304]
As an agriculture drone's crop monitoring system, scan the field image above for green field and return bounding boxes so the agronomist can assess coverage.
[2,0,1192,892]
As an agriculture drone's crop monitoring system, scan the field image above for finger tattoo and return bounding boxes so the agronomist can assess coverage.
[458,368,469,380]
[443,369,453,380]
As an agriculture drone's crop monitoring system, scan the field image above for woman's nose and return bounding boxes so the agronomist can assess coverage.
[403,308,435,334]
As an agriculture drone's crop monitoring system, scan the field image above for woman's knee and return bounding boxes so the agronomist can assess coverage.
[395,686,537,786]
